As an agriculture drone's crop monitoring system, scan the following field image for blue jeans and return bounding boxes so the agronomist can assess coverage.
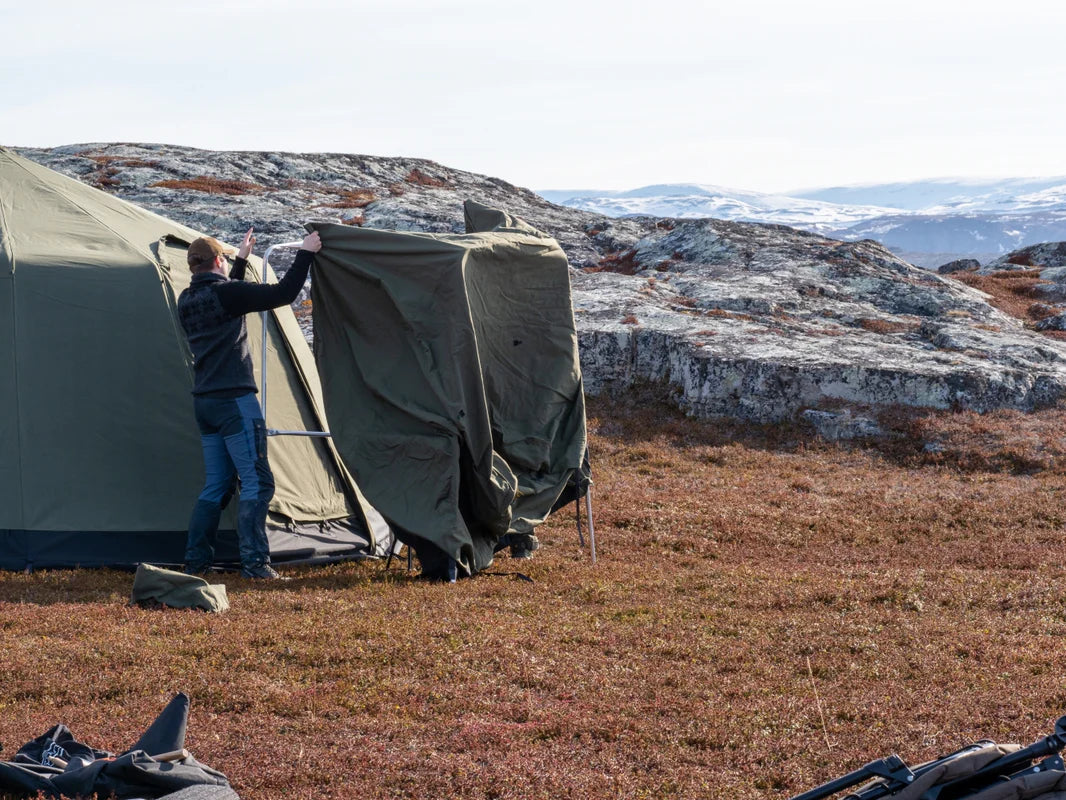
[185,393,275,571]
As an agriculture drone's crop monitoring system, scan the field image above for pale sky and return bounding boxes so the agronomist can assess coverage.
[4,0,1065,193]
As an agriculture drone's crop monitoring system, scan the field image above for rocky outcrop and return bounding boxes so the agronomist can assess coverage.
[983,241,1066,271]
[983,240,1066,334]
[16,143,1066,425]
[937,258,981,274]
[1035,314,1066,332]
[573,220,1066,421]
[13,143,638,270]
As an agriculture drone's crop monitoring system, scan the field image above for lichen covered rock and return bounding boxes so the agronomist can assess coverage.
[18,143,1066,425]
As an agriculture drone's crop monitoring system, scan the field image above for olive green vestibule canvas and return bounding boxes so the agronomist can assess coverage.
[0,148,386,569]
[309,202,589,578]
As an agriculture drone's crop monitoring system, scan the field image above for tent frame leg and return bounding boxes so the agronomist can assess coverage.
[575,496,586,547]
[574,478,596,565]
[585,487,597,565]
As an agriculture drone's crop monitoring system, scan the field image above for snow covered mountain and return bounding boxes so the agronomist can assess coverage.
[791,177,1066,213]
[537,184,894,232]
[540,178,1066,267]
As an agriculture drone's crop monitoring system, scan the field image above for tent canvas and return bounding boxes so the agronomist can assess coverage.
[308,202,589,578]
[0,147,388,570]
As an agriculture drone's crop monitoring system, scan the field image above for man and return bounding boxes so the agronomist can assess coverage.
[178,227,321,578]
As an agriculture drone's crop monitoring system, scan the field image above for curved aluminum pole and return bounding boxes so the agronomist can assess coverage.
[260,309,268,417]
[258,241,304,422]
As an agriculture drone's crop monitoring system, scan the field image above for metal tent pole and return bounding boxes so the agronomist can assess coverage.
[585,487,597,565]
[260,307,271,420]
[258,240,331,439]
[573,471,596,564]
[575,495,586,547]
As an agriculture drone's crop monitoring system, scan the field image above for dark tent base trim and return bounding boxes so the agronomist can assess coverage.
[0,518,379,571]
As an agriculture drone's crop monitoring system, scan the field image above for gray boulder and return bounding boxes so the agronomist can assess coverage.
[982,241,1066,273]
[573,220,1066,421]
[1035,314,1066,332]
[937,258,981,274]
[1029,283,1066,302]
[12,142,637,270]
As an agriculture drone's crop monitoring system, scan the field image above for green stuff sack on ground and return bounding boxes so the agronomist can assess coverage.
[131,563,229,613]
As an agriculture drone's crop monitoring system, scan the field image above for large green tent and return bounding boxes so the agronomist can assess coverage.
[0,147,387,570]
[309,202,589,579]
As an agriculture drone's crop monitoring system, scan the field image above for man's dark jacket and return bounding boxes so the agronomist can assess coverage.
[177,251,312,396]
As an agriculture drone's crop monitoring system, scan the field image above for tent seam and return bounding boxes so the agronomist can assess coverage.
[0,152,27,534]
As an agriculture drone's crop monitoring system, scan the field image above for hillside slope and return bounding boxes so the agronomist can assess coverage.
[15,143,1066,428]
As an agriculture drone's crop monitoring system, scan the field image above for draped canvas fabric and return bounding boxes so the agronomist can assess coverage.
[309,202,588,576]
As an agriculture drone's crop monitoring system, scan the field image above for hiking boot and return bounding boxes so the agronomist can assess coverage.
[510,534,540,560]
[183,564,212,576]
[240,563,288,580]
[185,499,222,571]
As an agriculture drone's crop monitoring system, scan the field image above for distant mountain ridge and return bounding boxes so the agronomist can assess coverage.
[538,184,894,232]
[791,176,1066,212]
[540,178,1066,267]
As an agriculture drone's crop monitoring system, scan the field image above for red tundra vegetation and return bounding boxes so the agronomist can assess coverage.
[404,168,450,188]
[3,389,1066,798]
[954,269,1050,323]
[150,177,270,195]
[856,317,918,334]
[320,188,376,209]
[589,249,642,275]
